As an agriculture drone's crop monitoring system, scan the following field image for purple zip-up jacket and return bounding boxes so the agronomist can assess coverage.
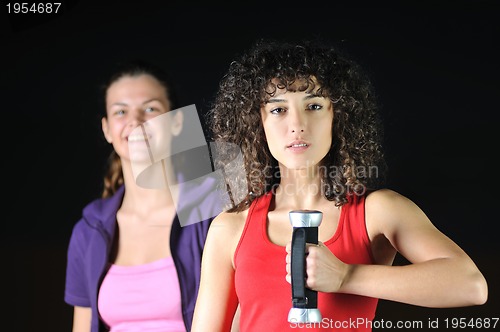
[64,181,217,331]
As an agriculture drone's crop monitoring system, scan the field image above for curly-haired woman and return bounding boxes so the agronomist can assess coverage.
[191,39,488,332]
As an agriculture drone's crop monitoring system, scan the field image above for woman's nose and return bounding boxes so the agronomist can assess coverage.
[289,109,305,133]
[128,111,145,127]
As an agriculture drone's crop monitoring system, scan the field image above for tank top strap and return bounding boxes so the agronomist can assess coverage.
[332,193,374,263]
[345,193,371,248]
[234,192,273,268]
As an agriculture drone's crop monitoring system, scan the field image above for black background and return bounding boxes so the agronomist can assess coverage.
[1,1,499,331]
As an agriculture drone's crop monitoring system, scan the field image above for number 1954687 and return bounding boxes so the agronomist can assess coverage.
[6,3,61,14]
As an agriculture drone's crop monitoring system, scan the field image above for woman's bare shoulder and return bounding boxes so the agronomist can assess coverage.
[365,187,431,234]
[208,207,249,241]
[204,208,250,267]
[212,208,248,226]
[365,188,415,215]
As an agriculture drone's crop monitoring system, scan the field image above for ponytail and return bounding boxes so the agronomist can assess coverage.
[102,150,123,198]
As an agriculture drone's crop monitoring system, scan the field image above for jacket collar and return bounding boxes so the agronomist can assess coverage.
[82,185,124,237]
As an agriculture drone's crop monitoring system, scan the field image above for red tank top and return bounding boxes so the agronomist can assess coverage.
[234,192,378,331]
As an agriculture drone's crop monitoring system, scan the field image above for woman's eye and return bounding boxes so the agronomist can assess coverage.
[115,109,126,116]
[307,104,322,111]
[270,107,286,114]
[145,107,157,113]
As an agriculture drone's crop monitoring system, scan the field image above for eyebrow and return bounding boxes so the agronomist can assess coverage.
[266,93,324,104]
[142,98,161,105]
[110,102,128,107]
[109,99,161,107]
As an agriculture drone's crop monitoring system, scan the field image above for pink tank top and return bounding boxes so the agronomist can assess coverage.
[234,192,378,331]
[98,257,186,331]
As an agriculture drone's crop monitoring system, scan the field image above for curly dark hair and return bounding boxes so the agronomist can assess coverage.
[207,39,387,212]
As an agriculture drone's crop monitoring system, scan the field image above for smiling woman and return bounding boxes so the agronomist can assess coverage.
[190,39,488,332]
[64,59,213,332]
[98,61,180,198]
[102,74,174,165]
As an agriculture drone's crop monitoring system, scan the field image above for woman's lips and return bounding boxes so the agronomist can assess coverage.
[287,141,310,152]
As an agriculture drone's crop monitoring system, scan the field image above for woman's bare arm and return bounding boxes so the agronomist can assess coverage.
[72,306,91,332]
[192,211,244,331]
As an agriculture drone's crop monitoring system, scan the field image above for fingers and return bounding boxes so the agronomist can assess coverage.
[285,241,325,285]
[285,241,324,265]
[305,241,324,255]
[286,241,323,255]
[285,254,291,284]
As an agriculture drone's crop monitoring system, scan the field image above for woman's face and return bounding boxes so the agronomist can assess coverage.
[101,74,173,163]
[260,80,333,171]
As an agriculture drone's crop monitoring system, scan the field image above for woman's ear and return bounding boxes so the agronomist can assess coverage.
[170,110,184,136]
[102,117,112,143]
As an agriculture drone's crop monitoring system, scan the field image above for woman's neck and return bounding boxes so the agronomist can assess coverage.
[120,161,177,213]
[274,166,326,210]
